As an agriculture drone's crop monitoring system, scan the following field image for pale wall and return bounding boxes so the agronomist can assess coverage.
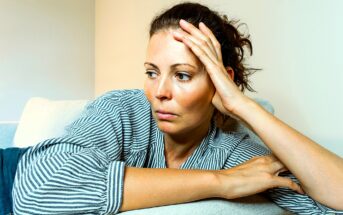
[95,0,342,156]
[95,0,180,94]
[0,0,95,121]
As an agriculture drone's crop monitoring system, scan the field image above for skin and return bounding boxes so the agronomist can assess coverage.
[172,19,343,209]
[144,29,218,168]
[120,20,343,211]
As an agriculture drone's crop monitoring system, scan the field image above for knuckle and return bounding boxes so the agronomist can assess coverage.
[263,172,273,180]
[256,164,267,171]
[251,156,262,161]
[198,51,206,59]
[286,179,295,187]
[257,156,270,164]
[214,41,221,49]
[193,46,202,54]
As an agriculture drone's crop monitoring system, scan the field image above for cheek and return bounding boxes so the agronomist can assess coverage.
[175,82,214,113]
[144,80,154,103]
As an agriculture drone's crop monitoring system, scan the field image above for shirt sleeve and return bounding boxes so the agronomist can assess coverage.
[13,95,127,215]
[224,135,343,215]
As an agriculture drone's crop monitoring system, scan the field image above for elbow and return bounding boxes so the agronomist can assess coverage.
[12,184,42,214]
[306,187,343,211]
[322,200,343,211]
[327,198,343,211]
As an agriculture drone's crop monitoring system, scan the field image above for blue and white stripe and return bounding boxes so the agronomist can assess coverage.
[13,89,342,214]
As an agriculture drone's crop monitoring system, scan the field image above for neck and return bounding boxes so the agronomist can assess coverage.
[164,121,212,161]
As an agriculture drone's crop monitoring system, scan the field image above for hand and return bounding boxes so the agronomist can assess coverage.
[215,155,305,199]
[173,19,249,116]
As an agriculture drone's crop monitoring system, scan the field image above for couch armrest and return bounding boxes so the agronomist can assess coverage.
[118,195,290,215]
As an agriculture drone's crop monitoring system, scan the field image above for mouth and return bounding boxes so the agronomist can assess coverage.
[155,110,177,120]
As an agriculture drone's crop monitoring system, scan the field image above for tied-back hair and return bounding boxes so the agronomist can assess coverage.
[149,2,259,93]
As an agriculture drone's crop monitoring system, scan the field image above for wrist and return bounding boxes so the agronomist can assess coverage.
[216,168,259,200]
[231,96,265,124]
[210,169,238,199]
[206,170,224,198]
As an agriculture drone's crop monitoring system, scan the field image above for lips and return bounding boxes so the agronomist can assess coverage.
[155,110,177,120]
[156,110,176,115]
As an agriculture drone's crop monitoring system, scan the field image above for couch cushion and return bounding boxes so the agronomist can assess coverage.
[13,98,89,148]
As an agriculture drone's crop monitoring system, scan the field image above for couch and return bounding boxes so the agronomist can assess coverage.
[0,96,292,215]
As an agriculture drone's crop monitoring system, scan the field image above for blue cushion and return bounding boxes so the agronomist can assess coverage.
[0,147,29,214]
[0,123,18,148]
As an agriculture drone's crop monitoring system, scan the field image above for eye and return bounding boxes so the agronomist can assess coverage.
[145,70,158,79]
[176,72,191,81]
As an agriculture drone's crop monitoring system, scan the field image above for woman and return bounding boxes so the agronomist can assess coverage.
[13,2,343,214]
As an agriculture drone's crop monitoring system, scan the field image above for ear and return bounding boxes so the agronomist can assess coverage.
[225,67,234,81]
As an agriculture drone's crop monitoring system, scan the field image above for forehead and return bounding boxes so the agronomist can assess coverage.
[146,29,201,67]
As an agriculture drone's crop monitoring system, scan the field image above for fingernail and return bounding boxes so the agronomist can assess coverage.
[200,22,206,29]
[180,19,187,24]
[299,188,305,195]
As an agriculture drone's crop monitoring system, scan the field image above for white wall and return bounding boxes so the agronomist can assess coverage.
[95,0,342,156]
[0,0,95,121]
[210,0,343,155]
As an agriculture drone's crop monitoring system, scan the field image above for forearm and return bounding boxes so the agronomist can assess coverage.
[119,167,220,212]
[234,98,343,209]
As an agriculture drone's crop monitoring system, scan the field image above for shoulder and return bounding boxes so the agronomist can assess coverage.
[88,89,150,112]
[95,89,153,126]
[98,89,147,104]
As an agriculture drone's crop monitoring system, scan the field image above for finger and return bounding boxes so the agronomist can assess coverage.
[262,155,288,175]
[199,22,223,63]
[264,154,278,161]
[250,155,286,175]
[173,30,218,64]
[179,20,216,52]
[275,167,288,176]
[271,176,305,195]
[270,160,286,173]
[179,35,217,71]
[179,20,218,59]
[265,155,289,175]
[250,155,278,165]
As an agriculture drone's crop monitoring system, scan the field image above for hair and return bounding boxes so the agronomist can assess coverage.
[149,2,259,93]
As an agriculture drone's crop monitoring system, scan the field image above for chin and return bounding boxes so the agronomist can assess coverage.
[156,121,181,134]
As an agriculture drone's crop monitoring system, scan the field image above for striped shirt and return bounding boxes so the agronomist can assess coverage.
[13,89,341,214]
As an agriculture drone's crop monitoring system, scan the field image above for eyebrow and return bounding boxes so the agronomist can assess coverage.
[144,62,197,69]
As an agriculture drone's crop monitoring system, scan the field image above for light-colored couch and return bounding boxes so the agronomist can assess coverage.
[0,96,292,215]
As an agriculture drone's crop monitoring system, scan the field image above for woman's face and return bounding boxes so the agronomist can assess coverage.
[144,29,215,136]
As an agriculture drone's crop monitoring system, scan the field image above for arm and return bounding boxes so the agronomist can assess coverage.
[233,98,343,209]
[175,19,343,210]
[13,97,128,214]
[120,167,219,212]
[222,137,342,214]
[13,141,126,214]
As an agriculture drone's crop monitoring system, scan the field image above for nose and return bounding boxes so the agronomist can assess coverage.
[155,76,172,101]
